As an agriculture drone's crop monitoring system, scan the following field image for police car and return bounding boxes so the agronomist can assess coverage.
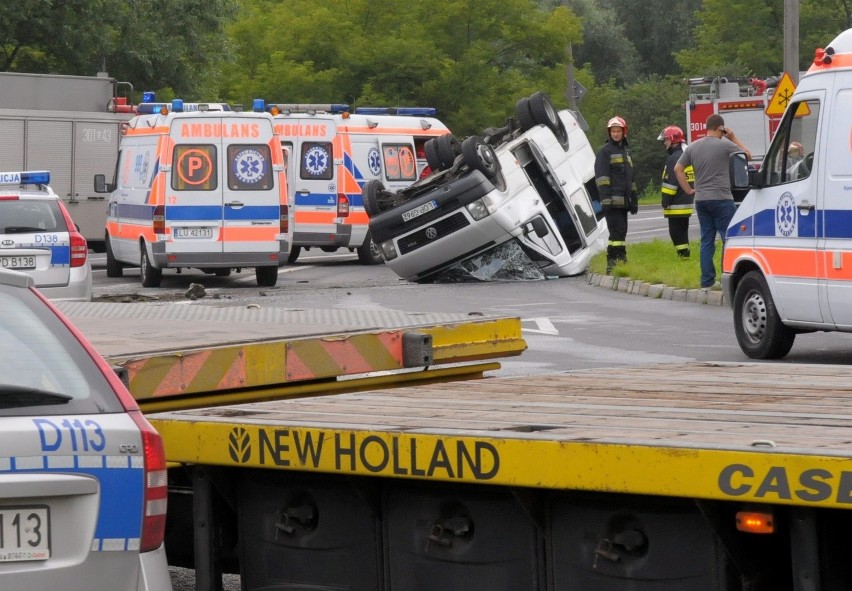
[364,92,608,282]
[0,171,92,301]
[0,268,172,590]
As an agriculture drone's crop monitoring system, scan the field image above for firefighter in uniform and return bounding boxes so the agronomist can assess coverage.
[658,125,694,258]
[595,116,638,273]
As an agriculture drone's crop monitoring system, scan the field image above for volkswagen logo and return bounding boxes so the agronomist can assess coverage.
[425,227,438,240]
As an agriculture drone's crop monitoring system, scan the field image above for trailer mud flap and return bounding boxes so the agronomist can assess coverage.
[384,483,545,590]
[237,471,382,590]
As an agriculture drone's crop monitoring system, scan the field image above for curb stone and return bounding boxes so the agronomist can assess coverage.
[585,272,727,307]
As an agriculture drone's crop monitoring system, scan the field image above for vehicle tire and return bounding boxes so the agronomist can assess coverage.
[434,134,461,170]
[357,231,383,265]
[424,139,444,173]
[515,97,536,132]
[733,270,796,359]
[214,269,231,277]
[256,265,278,287]
[461,136,501,181]
[140,244,162,288]
[287,245,302,264]
[528,91,569,147]
[105,236,123,278]
[362,180,385,218]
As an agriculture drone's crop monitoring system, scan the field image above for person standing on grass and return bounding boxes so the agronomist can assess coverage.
[674,114,751,289]
[595,116,638,274]
[658,125,693,259]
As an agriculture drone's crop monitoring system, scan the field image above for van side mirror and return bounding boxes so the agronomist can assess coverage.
[729,152,750,189]
[94,174,113,193]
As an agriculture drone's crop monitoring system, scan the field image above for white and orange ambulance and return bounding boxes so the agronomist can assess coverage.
[96,99,290,287]
[270,104,450,264]
[724,27,852,359]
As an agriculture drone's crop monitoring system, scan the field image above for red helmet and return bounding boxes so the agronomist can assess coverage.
[606,116,628,136]
[657,125,685,144]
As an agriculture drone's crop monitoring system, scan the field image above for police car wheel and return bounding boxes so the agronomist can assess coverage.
[105,236,123,278]
[435,134,461,169]
[733,270,796,359]
[515,96,536,132]
[287,246,302,264]
[357,232,383,265]
[140,245,162,288]
[461,136,501,180]
[256,265,278,287]
[528,91,569,147]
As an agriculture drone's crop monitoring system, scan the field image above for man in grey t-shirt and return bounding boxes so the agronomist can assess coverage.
[674,114,751,289]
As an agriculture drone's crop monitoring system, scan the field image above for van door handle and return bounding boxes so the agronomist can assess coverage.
[797,201,815,211]
[225,201,244,208]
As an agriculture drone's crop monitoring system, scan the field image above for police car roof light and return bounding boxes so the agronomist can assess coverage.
[252,98,266,113]
[0,170,51,186]
[354,107,437,117]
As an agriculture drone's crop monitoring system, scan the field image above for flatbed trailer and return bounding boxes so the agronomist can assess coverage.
[147,361,852,590]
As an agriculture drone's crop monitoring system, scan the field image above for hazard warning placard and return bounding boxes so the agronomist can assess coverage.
[765,72,797,116]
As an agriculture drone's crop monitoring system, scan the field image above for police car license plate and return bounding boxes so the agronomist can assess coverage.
[0,256,36,270]
[0,506,49,562]
[402,200,438,222]
[173,227,214,239]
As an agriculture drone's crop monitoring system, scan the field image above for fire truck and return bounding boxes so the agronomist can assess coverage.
[0,72,135,252]
[685,76,782,162]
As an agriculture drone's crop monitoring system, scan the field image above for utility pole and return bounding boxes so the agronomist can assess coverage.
[784,0,800,84]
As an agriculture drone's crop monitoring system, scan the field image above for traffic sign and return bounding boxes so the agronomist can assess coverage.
[765,72,796,116]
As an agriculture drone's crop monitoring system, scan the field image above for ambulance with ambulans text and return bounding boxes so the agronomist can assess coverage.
[724,27,852,359]
[269,104,450,264]
[96,99,290,287]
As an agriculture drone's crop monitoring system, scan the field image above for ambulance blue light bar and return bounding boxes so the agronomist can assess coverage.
[0,171,50,185]
[354,107,437,116]
[136,101,233,115]
[265,103,350,115]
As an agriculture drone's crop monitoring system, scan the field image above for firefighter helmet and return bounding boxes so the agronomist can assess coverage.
[606,116,628,136]
[657,125,685,144]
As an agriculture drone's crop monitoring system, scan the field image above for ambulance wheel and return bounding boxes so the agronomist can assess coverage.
[515,97,537,132]
[105,236,123,278]
[256,265,279,287]
[434,134,461,170]
[733,270,796,359]
[140,245,162,288]
[357,231,383,265]
[462,136,501,181]
[424,139,444,173]
[287,246,302,263]
[528,91,569,147]
[363,180,386,218]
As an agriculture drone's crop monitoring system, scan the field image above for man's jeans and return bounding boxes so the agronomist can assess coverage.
[696,199,737,288]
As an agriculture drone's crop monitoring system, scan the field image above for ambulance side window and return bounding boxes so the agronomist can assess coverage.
[172,144,218,191]
[383,144,417,181]
[228,144,274,191]
[300,142,333,180]
[827,89,852,177]
[763,99,820,186]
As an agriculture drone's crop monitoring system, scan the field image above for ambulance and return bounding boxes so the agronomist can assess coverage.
[270,104,451,264]
[723,27,852,359]
[96,99,290,287]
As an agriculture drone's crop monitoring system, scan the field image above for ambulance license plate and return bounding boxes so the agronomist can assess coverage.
[402,200,438,222]
[0,256,36,270]
[173,227,214,239]
[0,506,49,562]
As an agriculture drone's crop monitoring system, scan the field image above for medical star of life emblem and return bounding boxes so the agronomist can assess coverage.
[776,192,797,237]
[367,148,382,176]
[233,149,266,184]
[228,427,251,463]
[305,145,330,176]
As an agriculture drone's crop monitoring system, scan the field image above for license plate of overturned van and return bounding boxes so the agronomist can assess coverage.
[401,200,438,222]
[173,227,214,239]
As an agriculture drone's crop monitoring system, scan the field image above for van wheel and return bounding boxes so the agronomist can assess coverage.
[515,97,536,132]
[363,180,386,218]
[424,139,444,173]
[256,265,278,287]
[287,246,301,263]
[357,231,383,265]
[528,91,569,147]
[733,270,795,359]
[461,136,501,180]
[434,134,461,170]
[105,236,123,278]
[140,245,162,288]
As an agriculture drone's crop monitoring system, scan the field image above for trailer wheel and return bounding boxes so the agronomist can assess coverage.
[140,243,162,288]
[287,246,302,264]
[528,91,569,147]
[733,270,795,359]
[363,180,385,218]
[434,134,461,170]
[105,236,123,278]
[515,97,536,132]
[357,231,383,265]
[256,265,278,287]
[461,136,501,181]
